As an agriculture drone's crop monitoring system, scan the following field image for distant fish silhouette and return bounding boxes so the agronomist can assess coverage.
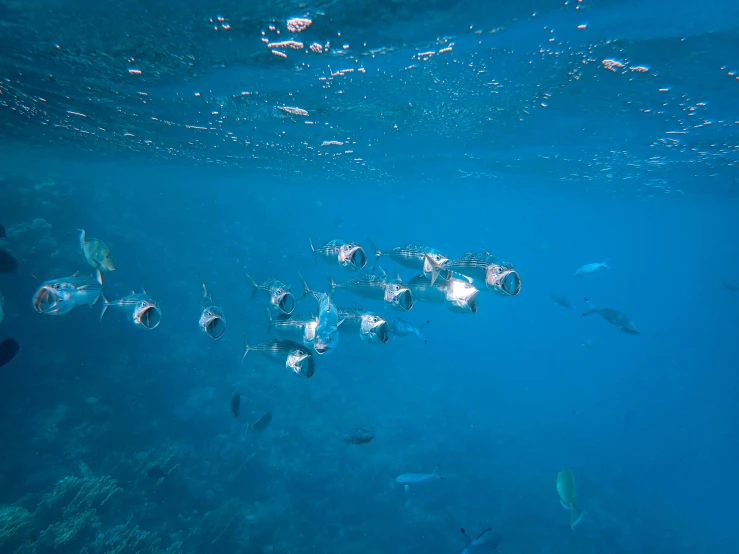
[550,293,575,309]
[0,338,20,368]
[248,411,272,433]
[0,248,18,273]
[231,393,241,417]
[145,465,168,479]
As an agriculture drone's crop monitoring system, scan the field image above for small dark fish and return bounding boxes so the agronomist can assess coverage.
[0,338,20,368]
[342,428,374,444]
[721,279,739,292]
[583,298,639,335]
[0,249,18,274]
[249,411,272,433]
[145,466,168,479]
[231,393,241,417]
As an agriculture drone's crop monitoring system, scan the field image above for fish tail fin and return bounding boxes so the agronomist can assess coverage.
[297,271,310,300]
[569,505,585,530]
[244,273,258,296]
[582,298,597,316]
[100,295,110,320]
[325,271,338,290]
[368,238,381,268]
[201,282,209,299]
[241,339,251,364]
[602,257,612,270]
[77,228,86,248]
[309,237,319,266]
[433,463,444,479]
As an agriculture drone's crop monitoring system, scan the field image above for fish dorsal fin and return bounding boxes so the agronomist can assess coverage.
[131,289,136,295]
[377,266,388,278]
[72,271,80,277]
[142,287,147,294]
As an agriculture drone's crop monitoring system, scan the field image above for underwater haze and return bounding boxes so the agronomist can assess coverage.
[0,0,738,553]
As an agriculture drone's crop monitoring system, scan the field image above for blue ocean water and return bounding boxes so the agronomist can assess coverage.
[0,0,738,553]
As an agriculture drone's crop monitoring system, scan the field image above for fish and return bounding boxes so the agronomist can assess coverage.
[342,428,374,444]
[309,237,367,270]
[231,393,241,417]
[32,272,103,315]
[575,258,611,276]
[460,528,501,554]
[245,274,295,317]
[0,291,4,324]
[328,268,414,311]
[447,251,521,296]
[389,318,428,342]
[395,464,443,492]
[247,411,272,433]
[720,279,739,291]
[0,248,18,274]
[407,273,479,314]
[556,468,585,530]
[582,298,639,335]
[78,229,115,282]
[298,272,342,354]
[550,293,574,309]
[268,311,323,352]
[242,338,316,379]
[337,308,390,344]
[580,339,595,350]
[0,337,19,368]
[100,290,162,330]
[371,241,452,283]
[199,283,226,340]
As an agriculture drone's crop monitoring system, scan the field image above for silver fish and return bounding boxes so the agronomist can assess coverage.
[309,237,367,270]
[268,311,322,352]
[242,338,316,379]
[575,258,611,276]
[371,241,452,282]
[582,298,638,335]
[407,273,479,314]
[328,268,414,311]
[78,229,115,282]
[337,307,390,344]
[460,528,500,554]
[395,464,443,492]
[32,272,103,315]
[447,251,521,296]
[245,274,295,317]
[550,293,574,310]
[100,290,162,330]
[199,283,226,340]
[390,318,428,342]
[298,273,342,355]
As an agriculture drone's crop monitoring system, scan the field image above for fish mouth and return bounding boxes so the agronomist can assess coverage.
[350,247,367,270]
[277,292,295,315]
[501,270,521,296]
[487,267,521,296]
[205,316,226,340]
[393,289,414,311]
[375,323,390,343]
[33,286,66,314]
[136,306,162,329]
[301,357,316,378]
